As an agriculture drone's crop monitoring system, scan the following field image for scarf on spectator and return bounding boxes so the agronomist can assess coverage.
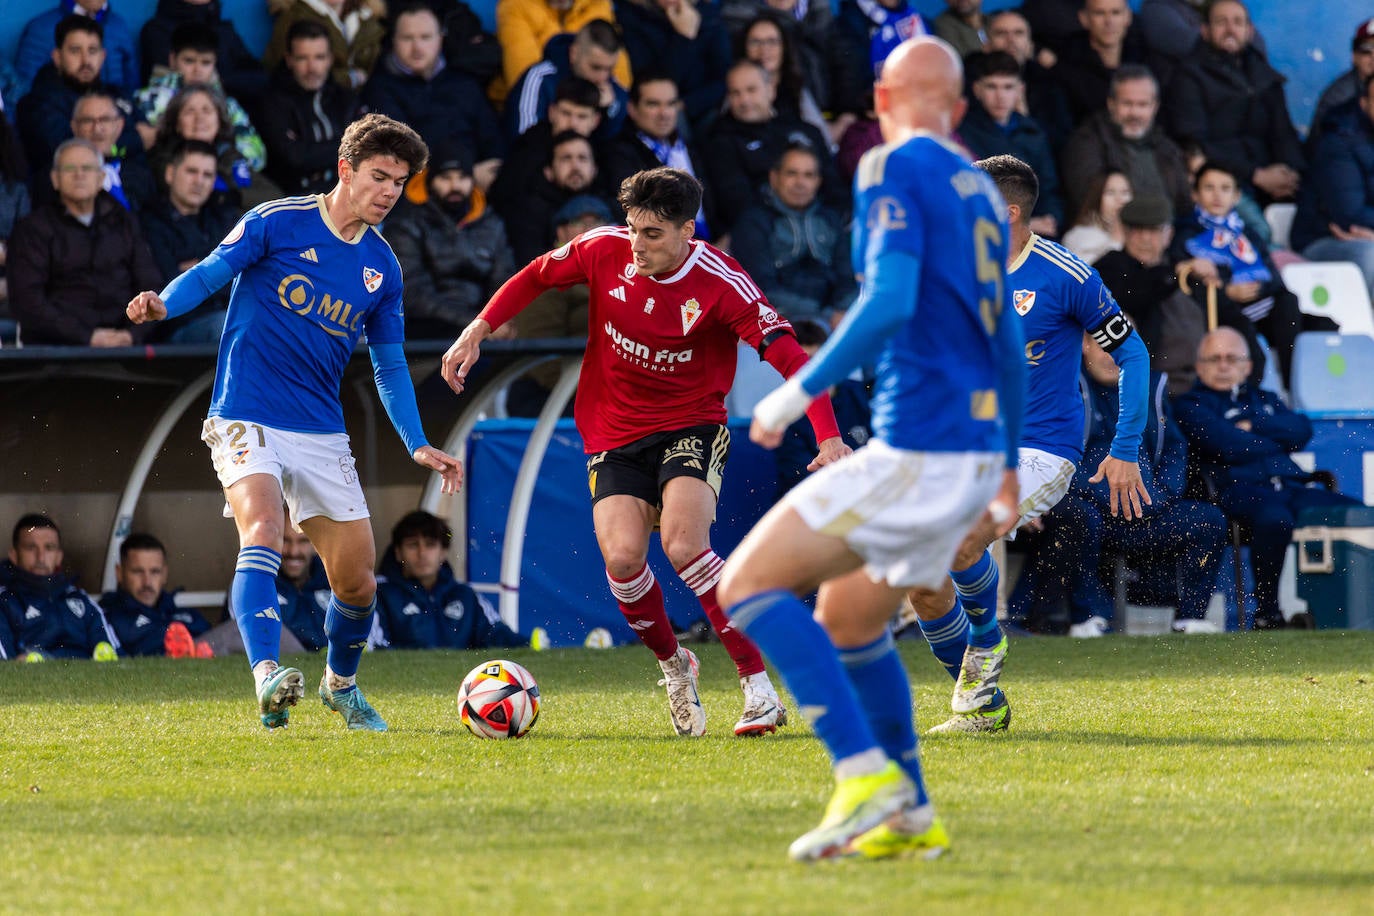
[854,0,928,76]
[639,132,710,240]
[1184,205,1271,285]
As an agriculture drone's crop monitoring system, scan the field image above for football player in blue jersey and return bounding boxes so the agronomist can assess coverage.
[717,36,1025,862]
[907,153,1152,734]
[127,114,464,731]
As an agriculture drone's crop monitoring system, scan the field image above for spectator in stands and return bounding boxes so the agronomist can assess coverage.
[1173,327,1363,630]
[835,99,880,186]
[361,4,504,189]
[1019,0,1084,57]
[957,51,1062,237]
[1009,335,1228,637]
[598,74,714,235]
[148,85,280,210]
[774,318,870,496]
[829,0,928,119]
[375,510,531,650]
[385,137,515,339]
[1094,194,1228,390]
[505,19,629,141]
[138,139,240,341]
[8,139,159,347]
[932,0,986,60]
[70,89,156,212]
[1291,71,1374,300]
[0,513,118,660]
[614,0,733,129]
[1165,0,1303,206]
[1060,65,1192,228]
[133,22,266,173]
[431,0,506,90]
[16,0,141,96]
[1171,160,1307,383]
[0,119,29,337]
[721,0,834,115]
[263,0,387,92]
[257,19,363,196]
[491,77,602,221]
[730,142,855,327]
[1048,0,1144,126]
[1137,0,1264,93]
[506,193,607,417]
[495,0,634,106]
[139,0,268,107]
[1310,19,1374,147]
[985,7,1072,154]
[17,16,146,183]
[1061,169,1132,265]
[499,130,608,264]
[704,60,842,237]
[737,12,831,147]
[99,532,213,657]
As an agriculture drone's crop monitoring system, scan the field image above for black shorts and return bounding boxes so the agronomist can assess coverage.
[586,424,731,508]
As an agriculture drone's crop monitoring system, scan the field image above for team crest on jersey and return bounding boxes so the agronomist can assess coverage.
[363,266,383,293]
[757,302,786,334]
[66,598,86,618]
[623,263,636,280]
[681,298,702,335]
[1013,289,1036,316]
[644,297,656,315]
[231,448,251,465]
[220,220,245,247]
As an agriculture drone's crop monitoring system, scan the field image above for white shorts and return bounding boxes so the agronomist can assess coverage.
[785,439,1003,589]
[1014,447,1076,531]
[201,417,369,526]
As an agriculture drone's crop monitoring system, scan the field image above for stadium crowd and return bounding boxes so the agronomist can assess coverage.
[2,0,1372,657]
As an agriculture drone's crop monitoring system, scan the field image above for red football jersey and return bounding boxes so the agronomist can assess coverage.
[518,226,792,452]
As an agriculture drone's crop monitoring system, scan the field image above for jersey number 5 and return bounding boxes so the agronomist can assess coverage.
[974,217,1003,336]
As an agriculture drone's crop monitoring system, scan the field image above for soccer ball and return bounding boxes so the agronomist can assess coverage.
[457,659,541,739]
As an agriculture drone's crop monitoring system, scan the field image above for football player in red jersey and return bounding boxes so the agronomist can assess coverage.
[442,167,850,737]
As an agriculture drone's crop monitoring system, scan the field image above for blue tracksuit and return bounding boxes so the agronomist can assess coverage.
[0,560,118,658]
[99,588,210,656]
[276,557,331,652]
[374,555,527,650]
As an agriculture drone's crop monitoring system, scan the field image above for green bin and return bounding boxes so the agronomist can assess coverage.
[1293,505,1374,630]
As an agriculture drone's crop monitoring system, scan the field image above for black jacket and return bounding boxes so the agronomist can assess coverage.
[703,113,844,233]
[16,64,145,188]
[361,56,504,163]
[9,191,161,345]
[957,100,1064,226]
[257,66,363,195]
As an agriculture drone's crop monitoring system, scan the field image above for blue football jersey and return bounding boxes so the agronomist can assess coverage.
[850,133,1012,454]
[206,195,406,434]
[1010,234,1127,463]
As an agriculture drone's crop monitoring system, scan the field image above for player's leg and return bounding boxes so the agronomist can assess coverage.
[303,515,388,731]
[659,457,786,736]
[204,414,304,729]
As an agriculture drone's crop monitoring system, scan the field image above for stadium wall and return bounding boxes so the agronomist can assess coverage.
[0,1,1355,134]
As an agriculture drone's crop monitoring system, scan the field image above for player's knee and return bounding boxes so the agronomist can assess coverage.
[953,527,995,570]
[240,518,285,553]
[907,578,955,620]
[660,533,709,572]
[331,570,376,607]
[602,549,648,582]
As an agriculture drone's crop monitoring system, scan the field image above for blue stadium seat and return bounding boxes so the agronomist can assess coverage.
[1290,332,1374,418]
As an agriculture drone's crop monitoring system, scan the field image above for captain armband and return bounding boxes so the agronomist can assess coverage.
[1088,312,1134,353]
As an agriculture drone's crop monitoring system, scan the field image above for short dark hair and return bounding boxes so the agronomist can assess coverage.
[55,14,102,48]
[119,533,167,562]
[1192,158,1240,190]
[772,140,820,173]
[74,88,122,115]
[169,138,219,167]
[1109,64,1158,99]
[553,76,603,112]
[792,318,830,348]
[285,19,332,53]
[12,514,59,549]
[975,154,1039,223]
[629,72,678,105]
[171,22,219,56]
[338,113,429,176]
[390,510,451,549]
[617,167,702,224]
[966,50,1021,84]
[548,128,593,167]
[575,18,623,55]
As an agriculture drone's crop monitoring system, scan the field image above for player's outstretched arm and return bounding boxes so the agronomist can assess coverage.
[126,290,167,324]
[441,318,493,394]
[1089,456,1151,520]
[413,445,464,494]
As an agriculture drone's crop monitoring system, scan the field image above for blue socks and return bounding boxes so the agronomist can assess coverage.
[839,631,929,805]
[918,601,970,682]
[952,549,1003,649]
[325,595,375,682]
[729,589,878,764]
[231,546,283,669]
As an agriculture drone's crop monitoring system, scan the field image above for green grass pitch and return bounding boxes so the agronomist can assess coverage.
[1,632,1370,914]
